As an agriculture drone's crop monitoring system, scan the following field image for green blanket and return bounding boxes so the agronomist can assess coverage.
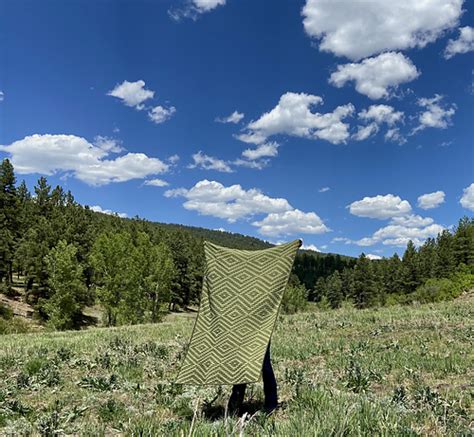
[175,239,301,385]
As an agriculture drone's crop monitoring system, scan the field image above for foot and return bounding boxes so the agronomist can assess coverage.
[262,403,279,416]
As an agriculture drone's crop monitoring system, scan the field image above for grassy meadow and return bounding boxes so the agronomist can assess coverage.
[0,297,472,436]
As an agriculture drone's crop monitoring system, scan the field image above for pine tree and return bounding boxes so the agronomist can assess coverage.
[434,230,456,278]
[0,159,20,288]
[453,216,474,266]
[326,271,343,309]
[401,240,421,293]
[352,254,377,308]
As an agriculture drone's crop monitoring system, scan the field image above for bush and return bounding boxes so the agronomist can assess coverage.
[0,317,31,335]
[0,302,13,320]
[412,278,461,304]
[281,284,308,314]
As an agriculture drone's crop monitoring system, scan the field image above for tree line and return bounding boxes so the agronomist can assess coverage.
[1,158,473,330]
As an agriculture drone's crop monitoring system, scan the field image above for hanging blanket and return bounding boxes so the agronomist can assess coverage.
[175,239,301,385]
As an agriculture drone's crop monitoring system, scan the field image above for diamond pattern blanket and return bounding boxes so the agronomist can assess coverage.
[175,239,301,385]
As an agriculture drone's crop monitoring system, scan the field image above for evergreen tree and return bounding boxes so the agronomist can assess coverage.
[0,159,20,288]
[352,254,377,308]
[453,216,474,266]
[326,271,343,309]
[401,240,421,293]
[434,230,456,278]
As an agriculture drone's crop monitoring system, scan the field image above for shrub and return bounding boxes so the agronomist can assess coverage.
[412,278,461,304]
[0,302,13,320]
[281,284,308,314]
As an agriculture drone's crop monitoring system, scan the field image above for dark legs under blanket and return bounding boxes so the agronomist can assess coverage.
[227,342,278,415]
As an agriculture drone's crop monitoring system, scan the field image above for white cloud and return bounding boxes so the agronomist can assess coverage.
[366,254,382,260]
[107,80,154,109]
[165,179,329,237]
[302,0,464,60]
[193,0,225,12]
[93,136,124,153]
[384,128,406,145]
[107,80,176,124]
[412,95,456,133]
[148,105,176,124]
[348,194,412,219]
[417,191,445,209]
[253,209,329,237]
[237,92,354,145]
[188,151,233,173]
[329,52,420,100]
[143,178,169,187]
[445,26,474,59]
[241,142,279,160]
[0,91,4,101]
[216,110,245,124]
[165,179,292,222]
[319,187,330,193]
[353,123,379,141]
[358,105,404,125]
[169,0,225,20]
[0,134,169,186]
[460,183,474,211]
[301,243,321,252]
[355,218,444,247]
[232,158,269,170]
[354,105,404,142]
[90,205,128,218]
[167,154,180,164]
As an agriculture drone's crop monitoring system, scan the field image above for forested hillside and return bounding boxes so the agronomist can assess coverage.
[1,158,473,332]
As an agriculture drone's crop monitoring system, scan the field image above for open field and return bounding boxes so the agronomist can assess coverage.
[0,297,473,436]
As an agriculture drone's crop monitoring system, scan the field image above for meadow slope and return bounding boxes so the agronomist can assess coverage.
[0,297,472,436]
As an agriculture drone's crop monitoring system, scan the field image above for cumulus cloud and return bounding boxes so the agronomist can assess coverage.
[93,136,124,153]
[460,183,474,211]
[148,105,176,124]
[353,105,405,142]
[348,194,412,219]
[366,254,382,260]
[417,191,445,209]
[445,26,474,59]
[358,105,404,125]
[241,142,279,160]
[237,92,354,145]
[301,243,320,252]
[354,216,444,247]
[90,205,128,218]
[353,123,379,141]
[329,52,420,100]
[253,209,329,237]
[169,0,226,20]
[0,134,169,186]
[188,151,233,173]
[216,110,245,124]
[302,0,464,60]
[143,178,169,187]
[164,179,329,237]
[107,80,176,124]
[412,95,456,133]
[107,80,154,109]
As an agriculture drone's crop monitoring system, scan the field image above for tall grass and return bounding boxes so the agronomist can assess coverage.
[0,298,472,435]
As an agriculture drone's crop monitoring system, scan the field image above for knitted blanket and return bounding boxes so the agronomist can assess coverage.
[175,239,301,385]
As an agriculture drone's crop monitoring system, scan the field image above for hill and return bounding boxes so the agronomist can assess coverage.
[0,297,472,435]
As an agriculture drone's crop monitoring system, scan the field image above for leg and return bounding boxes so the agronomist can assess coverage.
[227,383,246,415]
[262,342,278,411]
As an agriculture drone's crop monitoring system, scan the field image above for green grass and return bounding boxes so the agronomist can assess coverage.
[0,298,472,436]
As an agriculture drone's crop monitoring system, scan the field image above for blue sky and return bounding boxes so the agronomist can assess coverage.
[0,0,473,257]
